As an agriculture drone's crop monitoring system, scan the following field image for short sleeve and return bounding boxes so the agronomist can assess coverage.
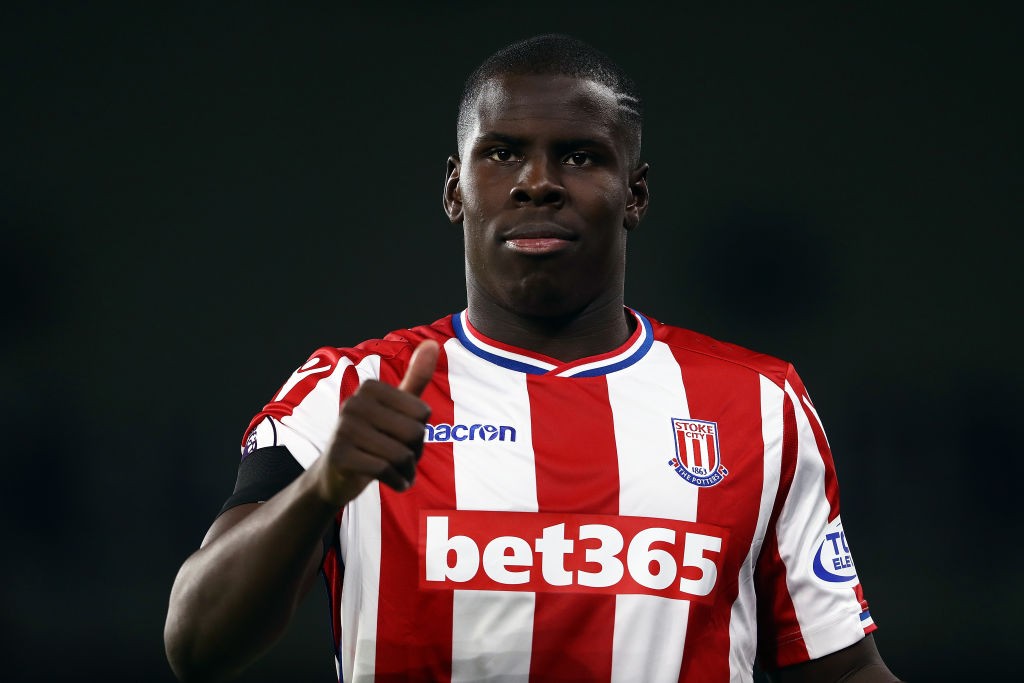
[218,346,376,512]
[239,347,371,469]
[755,364,875,670]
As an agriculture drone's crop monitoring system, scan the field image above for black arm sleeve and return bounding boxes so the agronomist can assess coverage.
[217,446,305,516]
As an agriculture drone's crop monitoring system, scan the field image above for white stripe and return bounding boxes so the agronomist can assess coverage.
[801,395,831,448]
[339,355,383,681]
[340,481,382,682]
[459,311,558,372]
[778,381,866,658]
[726,376,785,682]
[446,339,538,682]
[605,340,695,683]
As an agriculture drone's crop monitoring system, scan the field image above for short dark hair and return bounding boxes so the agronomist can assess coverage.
[457,34,643,167]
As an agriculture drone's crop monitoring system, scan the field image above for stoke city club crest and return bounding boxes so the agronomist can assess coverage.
[668,418,728,487]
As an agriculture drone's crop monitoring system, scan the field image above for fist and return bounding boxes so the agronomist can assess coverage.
[316,340,440,505]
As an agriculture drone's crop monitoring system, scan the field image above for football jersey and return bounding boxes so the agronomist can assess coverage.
[239,309,876,682]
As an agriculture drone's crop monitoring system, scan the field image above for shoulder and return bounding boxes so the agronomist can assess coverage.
[299,314,458,371]
[244,314,458,448]
[644,312,792,389]
[348,314,457,369]
[264,314,457,405]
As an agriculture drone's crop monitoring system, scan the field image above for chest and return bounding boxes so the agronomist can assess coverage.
[411,358,777,532]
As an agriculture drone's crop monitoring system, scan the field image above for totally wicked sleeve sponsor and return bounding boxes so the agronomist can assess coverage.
[811,516,860,586]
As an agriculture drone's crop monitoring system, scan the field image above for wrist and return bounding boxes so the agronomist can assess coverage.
[309,455,364,508]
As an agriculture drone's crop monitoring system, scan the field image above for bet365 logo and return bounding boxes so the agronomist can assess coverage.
[420,510,729,603]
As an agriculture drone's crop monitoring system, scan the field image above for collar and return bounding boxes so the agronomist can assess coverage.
[451,308,654,377]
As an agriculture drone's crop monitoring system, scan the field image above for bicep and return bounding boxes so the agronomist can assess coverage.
[199,502,326,597]
[201,502,261,548]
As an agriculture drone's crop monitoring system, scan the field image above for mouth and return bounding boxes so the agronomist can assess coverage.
[501,223,577,255]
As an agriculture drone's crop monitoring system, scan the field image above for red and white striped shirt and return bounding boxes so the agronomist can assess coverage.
[242,309,875,682]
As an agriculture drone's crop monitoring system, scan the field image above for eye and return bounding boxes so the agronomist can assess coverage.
[564,151,592,167]
[487,148,516,162]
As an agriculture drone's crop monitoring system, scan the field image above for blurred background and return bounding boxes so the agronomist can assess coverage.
[2,2,1020,680]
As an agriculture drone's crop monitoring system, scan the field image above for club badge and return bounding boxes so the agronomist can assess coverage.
[668,418,728,487]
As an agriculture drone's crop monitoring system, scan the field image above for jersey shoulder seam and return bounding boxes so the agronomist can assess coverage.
[651,323,791,389]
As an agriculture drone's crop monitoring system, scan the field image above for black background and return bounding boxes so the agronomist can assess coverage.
[3,2,1021,681]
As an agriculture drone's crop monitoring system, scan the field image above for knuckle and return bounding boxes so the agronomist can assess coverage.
[411,399,431,421]
[402,423,427,444]
[341,393,367,415]
[359,380,387,397]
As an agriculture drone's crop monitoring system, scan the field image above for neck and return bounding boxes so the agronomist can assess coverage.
[465,289,635,363]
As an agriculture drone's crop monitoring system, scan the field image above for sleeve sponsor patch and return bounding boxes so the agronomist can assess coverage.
[811,515,859,586]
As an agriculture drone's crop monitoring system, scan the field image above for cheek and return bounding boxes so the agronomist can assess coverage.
[584,186,628,227]
[458,176,496,226]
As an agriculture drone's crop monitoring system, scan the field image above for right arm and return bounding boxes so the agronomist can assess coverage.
[164,340,439,682]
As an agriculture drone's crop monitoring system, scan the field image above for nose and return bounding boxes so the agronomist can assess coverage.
[510,157,565,207]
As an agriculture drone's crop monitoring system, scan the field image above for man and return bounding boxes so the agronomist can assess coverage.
[165,35,900,682]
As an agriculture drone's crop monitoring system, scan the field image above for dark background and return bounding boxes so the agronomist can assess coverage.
[3,2,1020,681]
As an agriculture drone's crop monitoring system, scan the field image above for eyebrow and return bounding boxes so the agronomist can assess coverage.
[473,132,527,147]
[558,137,613,151]
[473,132,613,151]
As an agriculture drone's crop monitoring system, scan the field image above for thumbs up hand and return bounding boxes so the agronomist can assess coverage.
[315,340,439,506]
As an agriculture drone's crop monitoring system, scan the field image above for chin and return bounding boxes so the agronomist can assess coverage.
[500,283,588,320]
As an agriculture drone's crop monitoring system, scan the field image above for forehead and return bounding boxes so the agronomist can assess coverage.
[465,74,624,144]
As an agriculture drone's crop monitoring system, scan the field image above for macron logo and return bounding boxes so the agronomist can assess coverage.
[424,423,517,443]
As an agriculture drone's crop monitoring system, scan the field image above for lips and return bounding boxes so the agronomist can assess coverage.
[500,223,577,255]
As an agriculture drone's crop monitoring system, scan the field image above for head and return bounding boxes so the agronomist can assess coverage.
[456,34,643,170]
[444,35,649,321]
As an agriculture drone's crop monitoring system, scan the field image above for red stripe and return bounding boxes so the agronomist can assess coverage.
[673,349,765,683]
[756,392,809,669]
[321,545,344,657]
[526,376,618,682]
[374,345,456,682]
[853,583,877,635]
[339,362,360,400]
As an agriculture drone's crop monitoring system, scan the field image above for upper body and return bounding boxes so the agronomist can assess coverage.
[233,310,877,681]
[164,34,900,682]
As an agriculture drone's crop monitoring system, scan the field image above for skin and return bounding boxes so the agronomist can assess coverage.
[164,72,899,682]
[445,74,649,362]
[446,73,899,682]
[164,344,439,682]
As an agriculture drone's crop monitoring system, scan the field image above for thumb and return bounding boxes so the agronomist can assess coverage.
[398,340,439,396]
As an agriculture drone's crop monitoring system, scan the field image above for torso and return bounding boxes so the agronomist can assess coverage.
[243,310,874,682]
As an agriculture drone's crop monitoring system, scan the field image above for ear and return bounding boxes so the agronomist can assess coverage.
[443,156,464,224]
[623,162,650,231]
